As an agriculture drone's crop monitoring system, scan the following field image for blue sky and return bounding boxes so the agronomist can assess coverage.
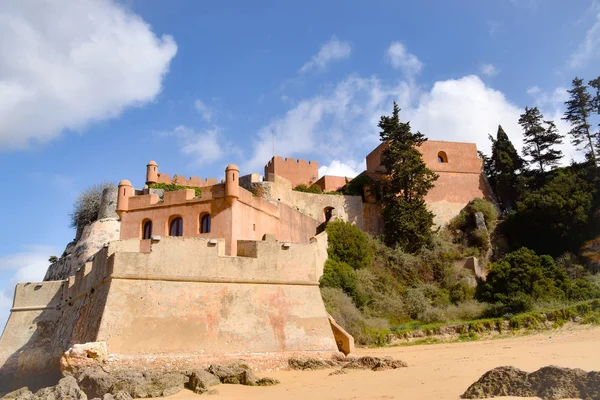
[1,0,600,326]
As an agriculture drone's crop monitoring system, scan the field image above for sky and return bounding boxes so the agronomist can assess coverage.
[1,0,600,327]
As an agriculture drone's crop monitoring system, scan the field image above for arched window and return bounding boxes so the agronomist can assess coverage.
[200,214,211,233]
[142,220,153,239]
[169,217,183,236]
[437,151,448,163]
[324,207,334,223]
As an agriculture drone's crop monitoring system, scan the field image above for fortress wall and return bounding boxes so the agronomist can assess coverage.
[313,175,348,193]
[426,172,493,225]
[155,173,218,187]
[266,174,364,227]
[264,157,319,188]
[109,237,320,284]
[97,281,336,356]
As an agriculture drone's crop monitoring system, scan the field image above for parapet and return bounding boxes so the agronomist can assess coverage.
[145,160,219,187]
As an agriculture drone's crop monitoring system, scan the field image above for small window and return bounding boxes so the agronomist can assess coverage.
[142,220,152,239]
[437,151,448,163]
[169,217,183,236]
[200,214,211,233]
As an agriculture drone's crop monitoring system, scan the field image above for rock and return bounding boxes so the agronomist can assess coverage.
[528,366,587,400]
[287,358,333,370]
[61,342,109,375]
[111,371,186,398]
[255,377,280,386]
[342,356,407,371]
[34,376,87,400]
[328,370,348,376]
[463,366,534,398]
[101,392,132,400]
[186,371,220,394]
[1,387,34,400]
[76,367,115,398]
[462,365,600,400]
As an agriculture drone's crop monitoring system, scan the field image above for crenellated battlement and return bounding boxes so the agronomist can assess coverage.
[264,156,319,188]
[145,160,219,187]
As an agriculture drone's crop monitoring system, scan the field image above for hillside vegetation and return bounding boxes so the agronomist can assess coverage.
[322,79,600,344]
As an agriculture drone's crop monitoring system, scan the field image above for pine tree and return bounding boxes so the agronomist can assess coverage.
[563,77,596,164]
[487,125,523,212]
[589,76,600,152]
[379,102,438,252]
[518,106,563,173]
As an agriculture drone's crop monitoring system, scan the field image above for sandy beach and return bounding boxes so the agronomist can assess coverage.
[168,325,600,400]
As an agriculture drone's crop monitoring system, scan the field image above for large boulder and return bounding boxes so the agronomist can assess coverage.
[462,366,534,398]
[186,371,220,394]
[76,367,115,398]
[463,365,600,400]
[1,388,34,400]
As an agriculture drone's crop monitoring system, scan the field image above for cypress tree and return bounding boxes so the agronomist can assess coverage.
[589,76,600,151]
[563,77,596,164]
[518,106,563,173]
[379,102,438,252]
[488,125,523,212]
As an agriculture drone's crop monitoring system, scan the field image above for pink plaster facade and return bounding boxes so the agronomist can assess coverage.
[314,175,348,192]
[118,163,318,256]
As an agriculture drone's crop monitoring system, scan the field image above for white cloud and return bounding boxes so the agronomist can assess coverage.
[319,160,365,178]
[194,99,213,122]
[0,0,177,150]
[385,42,423,77]
[0,245,59,330]
[568,12,600,69]
[527,86,541,95]
[166,125,225,165]
[480,63,499,77]
[299,36,351,73]
[409,75,522,156]
[244,75,411,173]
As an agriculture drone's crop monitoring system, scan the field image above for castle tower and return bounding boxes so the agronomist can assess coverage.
[225,164,240,204]
[146,160,158,185]
[116,180,134,217]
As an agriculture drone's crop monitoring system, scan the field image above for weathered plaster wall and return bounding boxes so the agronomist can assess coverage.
[0,237,338,387]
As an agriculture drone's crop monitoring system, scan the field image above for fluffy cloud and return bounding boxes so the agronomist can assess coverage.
[243,76,410,173]
[299,36,351,73]
[318,160,365,178]
[0,0,177,150]
[568,12,600,69]
[194,99,214,122]
[166,125,225,165]
[480,63,499,77]
[385,42,423,78]
[0,245,59,329]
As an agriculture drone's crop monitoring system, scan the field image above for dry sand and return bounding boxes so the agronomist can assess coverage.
[169,325,600,400]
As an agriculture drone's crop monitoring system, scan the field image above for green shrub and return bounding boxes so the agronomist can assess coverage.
[320,259,365,306]
[149,182,202,197]
[326,220,374,270]
[320,287,390,345]
[69,181,114,228]
[293,184,323,194]
[403,287,431,320]
[449,198,498,231]
[355,267,407,323]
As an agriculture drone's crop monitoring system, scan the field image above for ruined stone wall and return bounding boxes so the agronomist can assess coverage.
[0,237,338,388]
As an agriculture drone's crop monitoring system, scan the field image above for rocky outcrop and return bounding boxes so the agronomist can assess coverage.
[288,355,407,373]
[44,219,120,281]
[2,376,87,400]
[463,365,600,400]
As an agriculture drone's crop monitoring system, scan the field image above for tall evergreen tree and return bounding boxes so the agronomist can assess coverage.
[487,125,523,212]
[563,77,596,164]
[589,76,600,150]
[379,102,438,252]
[518,106,563,172]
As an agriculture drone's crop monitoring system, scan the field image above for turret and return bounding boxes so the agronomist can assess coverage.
[225,164,239,204]
[146,160,158,185]
[116,180,134,217]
